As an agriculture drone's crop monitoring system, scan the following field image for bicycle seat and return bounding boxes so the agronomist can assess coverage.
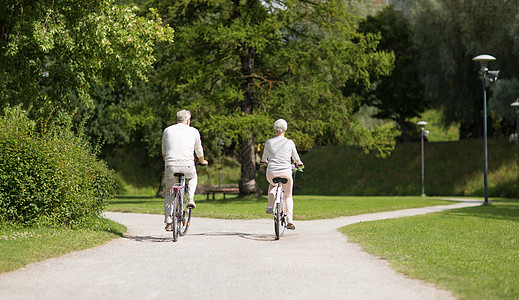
[174,173,184,177]
[273,177,288,184]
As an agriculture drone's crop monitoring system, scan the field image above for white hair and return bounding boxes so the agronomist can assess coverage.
[177,110,191,123]
[274,119,288,134]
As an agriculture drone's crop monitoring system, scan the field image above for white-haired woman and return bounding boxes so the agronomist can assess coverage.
[260,119,303,230]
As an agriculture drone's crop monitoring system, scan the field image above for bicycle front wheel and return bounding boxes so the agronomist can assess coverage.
[279,200,287,237]
[179,206,192,236]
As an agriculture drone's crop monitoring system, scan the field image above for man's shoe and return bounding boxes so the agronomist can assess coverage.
[165,223,173,231]
[187,199,196,208]
[287,222,296,230]
[266,207,273,214]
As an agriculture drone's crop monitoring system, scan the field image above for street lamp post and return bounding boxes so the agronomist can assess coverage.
[217,139,225,189]
[511,99,519,161]
[473,54,499,205]
[417,121,429,197]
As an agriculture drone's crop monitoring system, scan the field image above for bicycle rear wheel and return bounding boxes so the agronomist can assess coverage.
[179,195,192,236]
[172,191,179,242]
[274,202,281,240]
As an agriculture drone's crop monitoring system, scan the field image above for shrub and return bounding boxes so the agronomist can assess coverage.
[0,107,116,227]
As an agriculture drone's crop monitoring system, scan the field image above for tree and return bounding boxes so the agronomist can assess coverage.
[0,0,174,120]
[408,0,519,138]
[358,5,425,143]
[489,78,519,136]
[128,0,395,195]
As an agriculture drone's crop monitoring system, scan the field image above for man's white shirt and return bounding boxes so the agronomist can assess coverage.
[162,123,204,166]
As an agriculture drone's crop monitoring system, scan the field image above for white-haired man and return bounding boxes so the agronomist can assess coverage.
[162,110,208,231]
[260,119,303,230]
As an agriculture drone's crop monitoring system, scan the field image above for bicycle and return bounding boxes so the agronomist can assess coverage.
[272,176,288,240]
[263,163,304,240]
[169,162,206,242]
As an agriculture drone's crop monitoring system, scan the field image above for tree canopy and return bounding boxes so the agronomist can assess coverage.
[0,0,174,120]
[408,0,519,138]
[124,0,396,194]
[358,5,425,142]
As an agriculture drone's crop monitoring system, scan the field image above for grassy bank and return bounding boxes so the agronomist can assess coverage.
[297,138,519,197]
[0,219,126,273]
[340,198,519,299]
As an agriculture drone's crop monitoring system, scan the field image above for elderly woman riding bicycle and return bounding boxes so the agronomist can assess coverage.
[260,119,303,230]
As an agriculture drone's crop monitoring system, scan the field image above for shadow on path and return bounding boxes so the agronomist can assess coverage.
[123,235,171,243]
[122,232,276,242]
[191,231,275,242]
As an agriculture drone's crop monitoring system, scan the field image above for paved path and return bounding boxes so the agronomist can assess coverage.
[0,200,481,300]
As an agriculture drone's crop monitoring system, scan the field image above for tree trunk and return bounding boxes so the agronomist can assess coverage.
[238,133,258,195]
[400,119,409,143]
[238,46,258,196]
[156,173,165,198]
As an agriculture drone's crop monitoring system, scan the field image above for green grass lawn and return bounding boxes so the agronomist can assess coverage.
[107,195,452,220]
[0,219,126,273]
[340,198,519,300]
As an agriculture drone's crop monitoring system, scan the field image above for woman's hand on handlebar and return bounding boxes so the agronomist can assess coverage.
[293,163,304,172]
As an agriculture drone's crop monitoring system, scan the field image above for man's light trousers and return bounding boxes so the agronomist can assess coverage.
[164,164,197,224]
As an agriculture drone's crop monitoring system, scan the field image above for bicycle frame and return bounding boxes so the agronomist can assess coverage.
[170,174,190,242]
[168,162,205,242]
[273,179,288,240]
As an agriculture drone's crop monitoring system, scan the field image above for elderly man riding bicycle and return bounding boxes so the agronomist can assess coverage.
[162,110,208,231]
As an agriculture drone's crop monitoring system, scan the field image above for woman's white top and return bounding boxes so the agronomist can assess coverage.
[261,136,303,173]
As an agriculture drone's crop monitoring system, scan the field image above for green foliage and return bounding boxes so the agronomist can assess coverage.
[357,5,425,143]
[410,109,460,142]
[0,0,174,120]
[120,0,396,166]
[298,138,519,197]
[409,0,519,138]
[489,78,519,136]
[0,107,116,227]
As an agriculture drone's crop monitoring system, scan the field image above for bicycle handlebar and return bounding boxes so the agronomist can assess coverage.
[259,162,304,172]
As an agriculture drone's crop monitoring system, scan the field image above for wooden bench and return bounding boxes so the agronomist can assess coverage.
[204,185,240,200]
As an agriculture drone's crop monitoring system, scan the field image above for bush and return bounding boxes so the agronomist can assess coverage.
[0,107,116,227]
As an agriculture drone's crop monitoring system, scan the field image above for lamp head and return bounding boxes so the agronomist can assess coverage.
[473,54,496,70]
[487,70,500,83]
[417,121,428,126]
[473,54,496,63]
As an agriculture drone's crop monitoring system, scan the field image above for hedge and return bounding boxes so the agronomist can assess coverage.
[0,107,116,227]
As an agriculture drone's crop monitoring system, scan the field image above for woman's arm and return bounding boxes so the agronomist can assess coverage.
[291,141,303,166]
